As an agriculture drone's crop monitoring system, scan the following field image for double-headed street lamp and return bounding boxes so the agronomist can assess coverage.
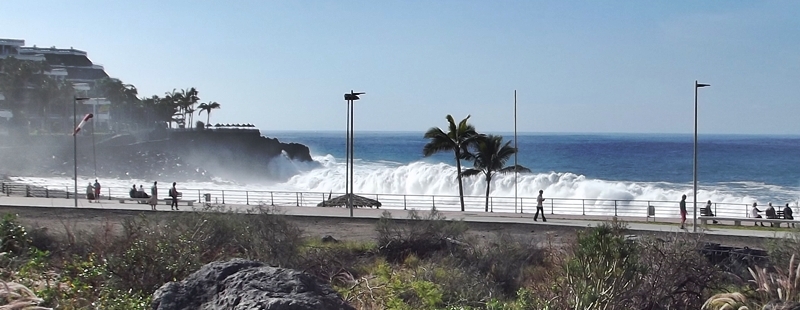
[344,90,364,218]
[693,81,710,232]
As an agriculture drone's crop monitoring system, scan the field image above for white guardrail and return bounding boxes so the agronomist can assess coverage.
[3,181,794,221]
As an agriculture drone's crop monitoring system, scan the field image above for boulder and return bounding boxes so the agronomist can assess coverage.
[152,259,354,310]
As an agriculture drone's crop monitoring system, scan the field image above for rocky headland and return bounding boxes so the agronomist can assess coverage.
[0,128,313,181]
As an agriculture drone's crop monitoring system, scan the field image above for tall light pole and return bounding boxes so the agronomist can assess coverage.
[73,96,90,208]
[344,91,364,218]
[514,90,519,213]
[693,81,710,232]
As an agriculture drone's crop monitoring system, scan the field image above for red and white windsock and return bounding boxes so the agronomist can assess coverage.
[72,113,94,136]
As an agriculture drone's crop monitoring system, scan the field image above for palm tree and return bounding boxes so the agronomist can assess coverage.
[462,134,530,212]
[164,90,184,128]
[423,115,478,212]
[197,101,221,125]
[94,78,139,130]
[180,87,199,128]
[142,95,177,127]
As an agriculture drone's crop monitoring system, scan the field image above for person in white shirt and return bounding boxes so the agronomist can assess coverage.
[750,202,764,227]
[534,190,546,222]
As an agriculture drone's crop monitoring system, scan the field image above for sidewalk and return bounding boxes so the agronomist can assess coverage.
[0,196,790,239]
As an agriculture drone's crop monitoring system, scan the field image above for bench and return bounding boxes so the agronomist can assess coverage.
[118,197,150,204]
[162,198,196,206]
[699,216,799,227]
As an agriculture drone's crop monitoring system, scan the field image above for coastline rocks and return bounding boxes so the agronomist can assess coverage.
[151,259,354,310]
[0,130,313,181]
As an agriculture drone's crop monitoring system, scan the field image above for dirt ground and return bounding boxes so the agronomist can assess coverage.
[3,206,769,250]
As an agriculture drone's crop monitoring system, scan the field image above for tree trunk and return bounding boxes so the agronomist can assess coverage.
[484,175,491,212]
[455,149,466,212]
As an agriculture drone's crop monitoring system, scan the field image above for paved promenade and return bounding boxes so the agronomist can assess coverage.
[0,195,791,239]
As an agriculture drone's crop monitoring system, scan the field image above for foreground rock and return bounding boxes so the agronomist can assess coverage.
[152,259,354,310]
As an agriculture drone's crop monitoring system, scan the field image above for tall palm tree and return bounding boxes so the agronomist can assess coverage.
[197,101,221,125]
[164,90,184,128]
[180,87,199,128]
[94,78,139,130]
[462,134,530,212]
[423,115,478,212]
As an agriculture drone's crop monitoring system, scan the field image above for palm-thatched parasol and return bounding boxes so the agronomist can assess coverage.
[318,193,381,208]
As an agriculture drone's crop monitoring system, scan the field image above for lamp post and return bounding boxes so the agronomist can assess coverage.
[73,96,90,208]
[693,81,710,232]
[514,90,519,213]
[344,90,364,218]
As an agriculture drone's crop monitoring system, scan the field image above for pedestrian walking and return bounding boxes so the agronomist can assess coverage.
[149,181,158,211]
[170,182,179,210]
[534,190,546,222]
[679,195,687,229]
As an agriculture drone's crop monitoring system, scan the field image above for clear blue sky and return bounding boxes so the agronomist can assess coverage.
[2,1,798,134]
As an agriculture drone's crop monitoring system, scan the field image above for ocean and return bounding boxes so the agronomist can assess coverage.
[11,131,800,211]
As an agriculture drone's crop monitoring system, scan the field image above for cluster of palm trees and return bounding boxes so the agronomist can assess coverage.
[423,115,530,212]
[136,87,221,129]
[0,57,222,133]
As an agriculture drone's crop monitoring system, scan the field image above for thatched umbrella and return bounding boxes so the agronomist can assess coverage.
[318,193,381,208]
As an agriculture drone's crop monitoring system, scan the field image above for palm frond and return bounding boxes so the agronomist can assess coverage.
[460,168,483,178]
[497,165,531,174]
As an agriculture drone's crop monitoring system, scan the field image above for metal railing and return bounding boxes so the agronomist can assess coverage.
[2,181,794,221]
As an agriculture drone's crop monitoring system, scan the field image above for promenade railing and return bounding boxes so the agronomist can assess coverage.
[3,181,794,221]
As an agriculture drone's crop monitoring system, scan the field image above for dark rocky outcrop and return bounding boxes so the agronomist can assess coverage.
[151,259,354,310]
[0,129,313,181]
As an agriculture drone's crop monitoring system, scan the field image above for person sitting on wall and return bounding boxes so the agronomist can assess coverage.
[766,202,778,227]
[766,202,778,219]
[702,200,718,224]
[751,202,765,227]
[784,203,795,228]
[137,185,150,199]
[129,185,138,198]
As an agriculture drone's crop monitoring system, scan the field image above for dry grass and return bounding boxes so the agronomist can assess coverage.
[0,280,51,310]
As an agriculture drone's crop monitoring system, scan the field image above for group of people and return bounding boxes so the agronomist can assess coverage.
[127,181,183,211]
[679,194,795,228]
[750,202,794,227]
[85,179,101,203]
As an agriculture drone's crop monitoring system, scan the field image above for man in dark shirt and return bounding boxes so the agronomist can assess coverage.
[784,203,795,228]
[679,195,687,230]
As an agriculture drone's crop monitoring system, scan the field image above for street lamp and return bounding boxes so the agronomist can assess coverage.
[73,96,90,208]
[344,90,364,218]
[693,80,710,232]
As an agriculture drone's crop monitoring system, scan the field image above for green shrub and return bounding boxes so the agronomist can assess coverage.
[560,221,642,309]
[0,213,32,256]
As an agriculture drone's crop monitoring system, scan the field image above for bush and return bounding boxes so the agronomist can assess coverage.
[293,240,375,288]
[556,220,643,309]
[543,221,724,310]
[631,234,724,309]
[469,233,548,296]
[0,213,32,256]
[104,205,303,293]
[376,210,468,262]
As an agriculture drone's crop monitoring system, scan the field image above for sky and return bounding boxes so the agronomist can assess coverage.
[2,1,798,135]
